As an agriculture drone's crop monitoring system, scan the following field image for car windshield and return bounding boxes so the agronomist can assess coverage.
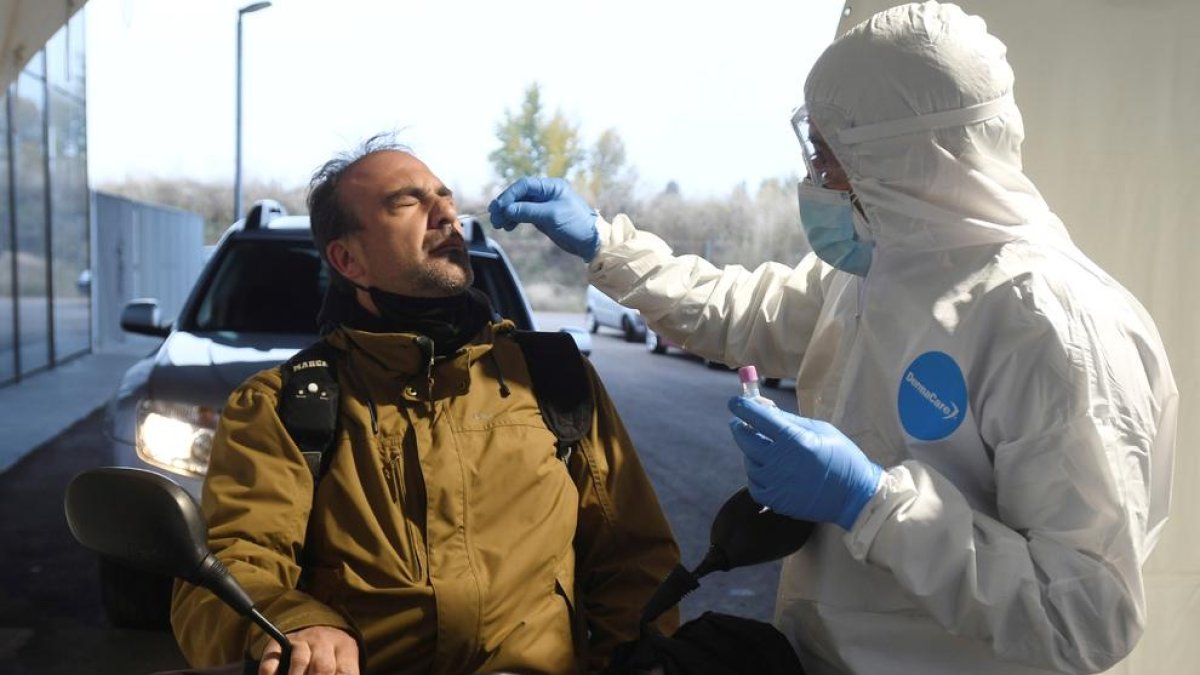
[190,239,328,333]
[184,238,534,334]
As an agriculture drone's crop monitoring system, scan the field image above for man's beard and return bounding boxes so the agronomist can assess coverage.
[407,249,474,296]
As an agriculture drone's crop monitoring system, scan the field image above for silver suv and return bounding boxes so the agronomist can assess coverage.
[98,200,551,628]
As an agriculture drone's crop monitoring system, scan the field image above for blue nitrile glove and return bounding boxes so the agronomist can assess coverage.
[728,396,883,530]
[488,177,600,262]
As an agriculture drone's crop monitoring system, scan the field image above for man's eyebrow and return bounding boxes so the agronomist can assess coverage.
[383,185,454,206]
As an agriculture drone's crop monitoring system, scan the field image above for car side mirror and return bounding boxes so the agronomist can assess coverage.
[64,468,296,674]
[120,299,171,337]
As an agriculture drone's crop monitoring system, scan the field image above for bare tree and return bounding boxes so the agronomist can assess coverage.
[96,177,307,243]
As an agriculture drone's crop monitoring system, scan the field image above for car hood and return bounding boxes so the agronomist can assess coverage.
[146,331,314,409]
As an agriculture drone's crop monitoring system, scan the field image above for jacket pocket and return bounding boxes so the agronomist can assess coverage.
[554,574,575,616]
[554,563,588,672]
[384,451,425,581]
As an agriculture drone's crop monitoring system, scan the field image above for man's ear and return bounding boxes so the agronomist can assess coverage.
[326,239,367,286]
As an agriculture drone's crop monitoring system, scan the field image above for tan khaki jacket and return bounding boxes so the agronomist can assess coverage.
[171,321,680,673]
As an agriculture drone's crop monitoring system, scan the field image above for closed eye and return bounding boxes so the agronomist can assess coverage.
[384,185,455,210]
[385,188,424,209]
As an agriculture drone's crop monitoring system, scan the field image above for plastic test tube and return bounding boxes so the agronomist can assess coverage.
[738,365,776,406]
[737,365,777,514]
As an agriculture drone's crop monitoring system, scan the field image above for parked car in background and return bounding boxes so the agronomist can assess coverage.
[643,326,723,370]
[645,326,681,355]
[99,200,559,628]
[586,284,646,342]
[645,326,782,385]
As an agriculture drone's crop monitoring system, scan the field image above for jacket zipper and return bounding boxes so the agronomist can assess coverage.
[385,452,423,580]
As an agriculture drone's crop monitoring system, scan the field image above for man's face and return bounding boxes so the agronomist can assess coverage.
[334,151,472,298]
[809,126,852,192]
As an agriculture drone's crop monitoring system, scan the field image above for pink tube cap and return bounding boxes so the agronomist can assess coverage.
[738,365,759,384]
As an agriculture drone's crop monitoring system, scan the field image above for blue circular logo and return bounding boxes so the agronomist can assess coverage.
[898,351,967,441]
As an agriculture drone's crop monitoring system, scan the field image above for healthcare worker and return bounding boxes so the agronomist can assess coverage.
[489,3,1178,674]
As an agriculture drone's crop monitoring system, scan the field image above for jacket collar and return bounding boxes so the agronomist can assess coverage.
[324,319,516,401]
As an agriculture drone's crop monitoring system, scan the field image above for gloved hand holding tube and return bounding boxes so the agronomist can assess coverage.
[728,396,883,530]
[488,177,601,262]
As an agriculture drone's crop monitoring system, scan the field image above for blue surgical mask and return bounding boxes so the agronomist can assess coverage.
[797,181,874,276]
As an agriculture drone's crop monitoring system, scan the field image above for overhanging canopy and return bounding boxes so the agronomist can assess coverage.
[1,0,87,90]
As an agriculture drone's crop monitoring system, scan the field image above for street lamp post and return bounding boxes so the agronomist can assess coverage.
[234,2,272,220]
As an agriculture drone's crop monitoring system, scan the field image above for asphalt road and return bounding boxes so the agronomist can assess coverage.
[0,314,796,673]
[566,317,796,623]
[0,407,187,674]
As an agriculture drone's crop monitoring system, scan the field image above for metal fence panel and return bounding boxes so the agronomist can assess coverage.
[90,191,203,351]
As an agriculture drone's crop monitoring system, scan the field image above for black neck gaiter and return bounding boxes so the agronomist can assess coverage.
[318,283,494,357]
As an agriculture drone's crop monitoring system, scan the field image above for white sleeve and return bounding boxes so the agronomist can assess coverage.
[843,321,1177,673]
[587,214,829,378]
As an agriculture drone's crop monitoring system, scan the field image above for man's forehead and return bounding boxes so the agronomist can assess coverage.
[336,150,452,227]
[345,150,433,185]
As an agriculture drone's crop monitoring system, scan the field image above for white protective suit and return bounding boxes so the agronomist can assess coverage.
[587,3,1177,674]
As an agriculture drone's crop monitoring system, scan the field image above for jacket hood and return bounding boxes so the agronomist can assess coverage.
[803,1,1071,256]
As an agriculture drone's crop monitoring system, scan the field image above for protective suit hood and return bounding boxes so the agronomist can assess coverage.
[803,2,1069,255]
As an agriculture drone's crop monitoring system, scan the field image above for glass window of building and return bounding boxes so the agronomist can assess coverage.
[0,12,90,386]
[45,17,86,101]
[0,88,12,384]
[49,14,90,360]
[12,65,51,375]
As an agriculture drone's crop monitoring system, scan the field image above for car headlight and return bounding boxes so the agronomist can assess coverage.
[135,400,218,478]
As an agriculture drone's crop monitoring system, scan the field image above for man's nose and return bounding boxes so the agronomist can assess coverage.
[429,196,458,230]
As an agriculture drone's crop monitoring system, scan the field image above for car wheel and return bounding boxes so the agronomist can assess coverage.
[585,309,599,334]
[98,557,172,629]
[624,314,643,341]
[646,330,667,354]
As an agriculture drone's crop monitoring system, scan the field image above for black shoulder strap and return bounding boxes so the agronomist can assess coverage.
[511,330,594,463]
[277,331,591,476]
[277,339,341,480]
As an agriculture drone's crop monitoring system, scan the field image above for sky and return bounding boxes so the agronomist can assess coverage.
[85,0,847,202]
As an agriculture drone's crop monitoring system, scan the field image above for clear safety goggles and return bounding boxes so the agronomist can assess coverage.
[789,105,838,188]
[790,94,1017,190]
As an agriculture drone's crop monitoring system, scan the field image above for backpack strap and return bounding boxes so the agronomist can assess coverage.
[511,330,594,464]
[275,331,592,477]
[277,340,341,481]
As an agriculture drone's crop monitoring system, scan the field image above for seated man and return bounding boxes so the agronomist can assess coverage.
[170,135,680,675]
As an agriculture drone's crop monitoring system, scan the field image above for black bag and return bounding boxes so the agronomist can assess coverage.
[605,611,806,675]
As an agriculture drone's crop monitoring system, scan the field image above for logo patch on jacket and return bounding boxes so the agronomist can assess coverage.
[898,351,967,441]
